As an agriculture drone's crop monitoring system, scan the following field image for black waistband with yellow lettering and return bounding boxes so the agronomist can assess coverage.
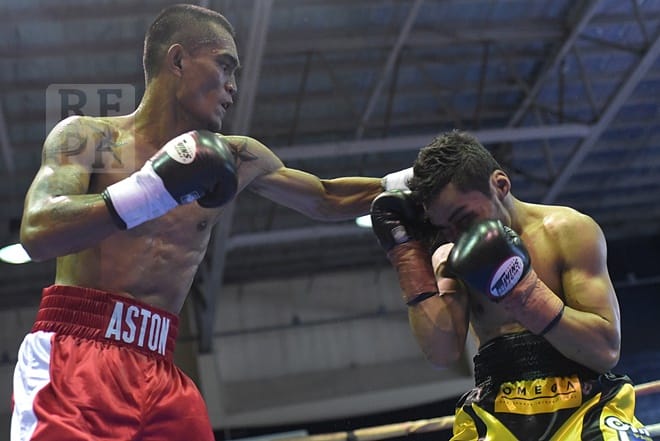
[473,331,598,387]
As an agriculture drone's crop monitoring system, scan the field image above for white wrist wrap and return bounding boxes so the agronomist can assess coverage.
[382,167,413,191]
[104,162,178,229]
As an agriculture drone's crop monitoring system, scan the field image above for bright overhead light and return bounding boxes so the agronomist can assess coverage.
[0,243,32,264]
[355,215,372,228]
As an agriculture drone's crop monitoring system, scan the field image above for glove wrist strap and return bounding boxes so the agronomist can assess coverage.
[405,291,438,306]
[381,167,413,191]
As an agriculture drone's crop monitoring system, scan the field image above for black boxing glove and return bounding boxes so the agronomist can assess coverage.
[446,219,531,299]
[446,219,565,335]
[370,191,438,306]
[102,130,237,229]
[371,190,420,251]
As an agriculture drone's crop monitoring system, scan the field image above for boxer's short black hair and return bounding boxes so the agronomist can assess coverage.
[143,4,235,83]
[409,130,502,206]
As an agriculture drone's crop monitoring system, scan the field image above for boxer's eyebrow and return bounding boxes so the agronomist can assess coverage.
[448,206,467,224]
[215,53,240,71]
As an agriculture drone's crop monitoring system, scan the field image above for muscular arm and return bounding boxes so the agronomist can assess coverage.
[20,117,118,261]
[228,136,383,220]
[253,168,383,220]
[544,215,621,373]
[408,245,470,367]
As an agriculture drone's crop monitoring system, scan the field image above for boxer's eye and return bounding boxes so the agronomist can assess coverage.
[456,214,477,231]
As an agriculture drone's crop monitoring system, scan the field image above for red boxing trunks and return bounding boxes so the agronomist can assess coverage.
[11,285,215,441]
[451,332,651,441]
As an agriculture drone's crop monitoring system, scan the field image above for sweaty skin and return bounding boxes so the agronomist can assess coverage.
[21,22,383,315]
[411,177,621,374]
[13,8,386,441]
[21,115,382,314]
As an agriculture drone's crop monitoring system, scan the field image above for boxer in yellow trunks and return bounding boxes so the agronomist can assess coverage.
[370,130,650,440]
[452,331,649,440]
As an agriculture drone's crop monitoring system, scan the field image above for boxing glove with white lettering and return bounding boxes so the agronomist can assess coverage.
[102,130,237,229]
[446,219,565,335]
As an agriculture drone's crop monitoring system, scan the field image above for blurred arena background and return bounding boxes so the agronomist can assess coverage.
[1,0,660,439]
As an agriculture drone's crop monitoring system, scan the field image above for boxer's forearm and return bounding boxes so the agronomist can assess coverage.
[21,194,118,261]
[542,306,620,373]
[250,167,383,221]
[315,176,384,219]
[408,292,470,367]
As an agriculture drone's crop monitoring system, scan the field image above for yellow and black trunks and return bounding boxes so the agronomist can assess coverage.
[451,332,651,441]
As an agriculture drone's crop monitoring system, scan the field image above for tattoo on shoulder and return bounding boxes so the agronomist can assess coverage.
[89,125,125,169]
[45,121,88,161]
[45,118,126,168]
[34,166,88,197]
[231,138,258,169]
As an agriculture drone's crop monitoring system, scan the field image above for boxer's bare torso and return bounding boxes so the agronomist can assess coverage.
[24,114,306,313]
[23,112,383,313]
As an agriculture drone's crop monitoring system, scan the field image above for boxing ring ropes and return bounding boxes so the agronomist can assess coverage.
[273,380,660,441]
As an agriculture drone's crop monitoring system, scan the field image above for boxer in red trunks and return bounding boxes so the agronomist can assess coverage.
[13,286,200,440]
[11,4,411,440]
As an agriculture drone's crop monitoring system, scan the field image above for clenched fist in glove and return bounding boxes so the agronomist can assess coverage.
[102,130,237,229]
[446,219,565,335]
[370,190,439,306]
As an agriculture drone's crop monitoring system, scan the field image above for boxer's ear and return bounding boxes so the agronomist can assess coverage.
[166,44,185,77]
[491,170,510,201]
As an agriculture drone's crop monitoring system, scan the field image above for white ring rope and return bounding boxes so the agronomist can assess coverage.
[275,380,660,441]
[634,380,660,397]
[277,416,456,441]
[635,380,660,437]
